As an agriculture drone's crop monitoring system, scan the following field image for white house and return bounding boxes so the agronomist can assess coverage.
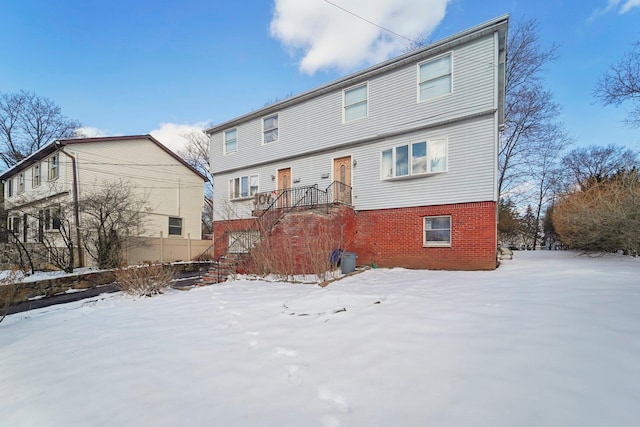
[206,16,508,271]
[1,135,210,267]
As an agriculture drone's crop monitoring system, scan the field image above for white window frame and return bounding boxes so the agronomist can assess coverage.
[423,215,451,247]
[6,178,13,197]
[49,153,59,180]
[417,53,452,102]
[381,139,448,180]
[229,174,259,200]
[168,217,183,236]
[343,82,368,122]
[262,113,279,144]
[18,173,25,194]
[44,206,62,231]
[224,128,237,155]
[32,163,41,187]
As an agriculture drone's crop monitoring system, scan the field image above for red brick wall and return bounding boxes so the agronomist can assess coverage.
[353,201,497,270]
[213,201,497,272]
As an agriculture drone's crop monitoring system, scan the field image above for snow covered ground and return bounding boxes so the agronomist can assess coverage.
[1,251,639,427]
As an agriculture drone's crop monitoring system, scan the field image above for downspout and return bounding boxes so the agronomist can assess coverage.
[57,145,84,267]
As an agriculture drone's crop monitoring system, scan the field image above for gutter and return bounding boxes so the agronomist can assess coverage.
[56,144,84,267]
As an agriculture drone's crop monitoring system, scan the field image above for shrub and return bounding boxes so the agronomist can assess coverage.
[115,264,175,297]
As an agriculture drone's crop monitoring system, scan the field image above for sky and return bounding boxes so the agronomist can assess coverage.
[1,0,639,154]
[2,251,640,426]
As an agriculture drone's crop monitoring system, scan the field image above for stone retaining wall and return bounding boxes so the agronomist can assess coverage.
[0,262,211,307]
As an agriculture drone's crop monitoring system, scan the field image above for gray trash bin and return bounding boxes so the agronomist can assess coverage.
[341,252,357,274]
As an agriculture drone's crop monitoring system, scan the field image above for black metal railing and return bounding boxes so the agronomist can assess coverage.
[196,181,352,282]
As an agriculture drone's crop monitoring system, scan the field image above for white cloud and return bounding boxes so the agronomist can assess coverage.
[619,0,640,13]
[270,0,450,75]
[76,126,109,138]
[149,122,209,154]
[590,0,639,18]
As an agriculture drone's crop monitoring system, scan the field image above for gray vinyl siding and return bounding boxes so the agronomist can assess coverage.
[211,34,496,175]
[211,20,504,220]
[214,114,496,221]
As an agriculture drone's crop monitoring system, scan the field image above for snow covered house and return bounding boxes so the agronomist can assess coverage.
[0,135,209,267]
[206,15,508,271]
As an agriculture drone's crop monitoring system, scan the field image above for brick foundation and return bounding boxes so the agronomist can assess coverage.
[354,201,497,270]
[213,201,497,272]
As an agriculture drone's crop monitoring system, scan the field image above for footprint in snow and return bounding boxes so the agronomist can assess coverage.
[321,416,344,427]
[273,347,298,357]
[286,365,302,386]
[318,387,350,413]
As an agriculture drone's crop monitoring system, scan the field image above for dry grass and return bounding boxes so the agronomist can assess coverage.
[115,264,175,297]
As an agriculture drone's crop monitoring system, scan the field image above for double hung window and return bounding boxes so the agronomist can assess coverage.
[344,83,368,122]
[49,154,59,180]
[33,163,41,187]
[263,114,278,144]
[168,217,183,236]
[224,128,237,154]
[418,54,452,101]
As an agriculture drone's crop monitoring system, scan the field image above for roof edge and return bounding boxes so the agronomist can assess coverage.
[205,14,509,135]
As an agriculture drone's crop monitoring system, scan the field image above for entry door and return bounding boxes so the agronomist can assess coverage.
[277,167,291,208]
[333,156,351,204]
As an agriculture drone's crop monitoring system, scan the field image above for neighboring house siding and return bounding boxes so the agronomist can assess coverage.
[210,34,496,175]
[70,139,203,239]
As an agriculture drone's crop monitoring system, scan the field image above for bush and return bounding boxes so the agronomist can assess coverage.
[115,264,175,297]
[552,171,640,254]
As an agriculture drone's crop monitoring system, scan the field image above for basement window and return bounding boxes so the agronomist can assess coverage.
[424,216,451,247]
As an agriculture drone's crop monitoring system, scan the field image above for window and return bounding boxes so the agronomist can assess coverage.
[44,206,61,230]
[381,140,447,179]
[424,216,451,246]
[6,178,13,197]
[49,154,59,180]
[224,128,237,154]
[344,83,368,122]
[229,175,258,200]
[18,173,25,194]
[33,163,41,187]
[168,217,182,236]
[263,114,278,144]
[228,231,260,254]
[418,54,451,101]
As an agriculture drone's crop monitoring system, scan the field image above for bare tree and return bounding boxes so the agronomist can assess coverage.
[80,179,150,269]
[594,41,640,127]
[178,130,213,236]
[526,123,572,249]
[499,18,561,198]
[562,144,638,189]
[0,90,82,168]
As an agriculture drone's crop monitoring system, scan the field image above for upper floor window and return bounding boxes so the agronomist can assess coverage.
[381,139,447,179]
[229,174,258,200]
[6,178,13,197]
[18,173,25,194]
[418,54,451,101]
[263,114,278,144]
[224,128,237,155]
[49,153,59,180]
[32,163,41,187]
[344,83,368,122]
[168,217,183,236]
